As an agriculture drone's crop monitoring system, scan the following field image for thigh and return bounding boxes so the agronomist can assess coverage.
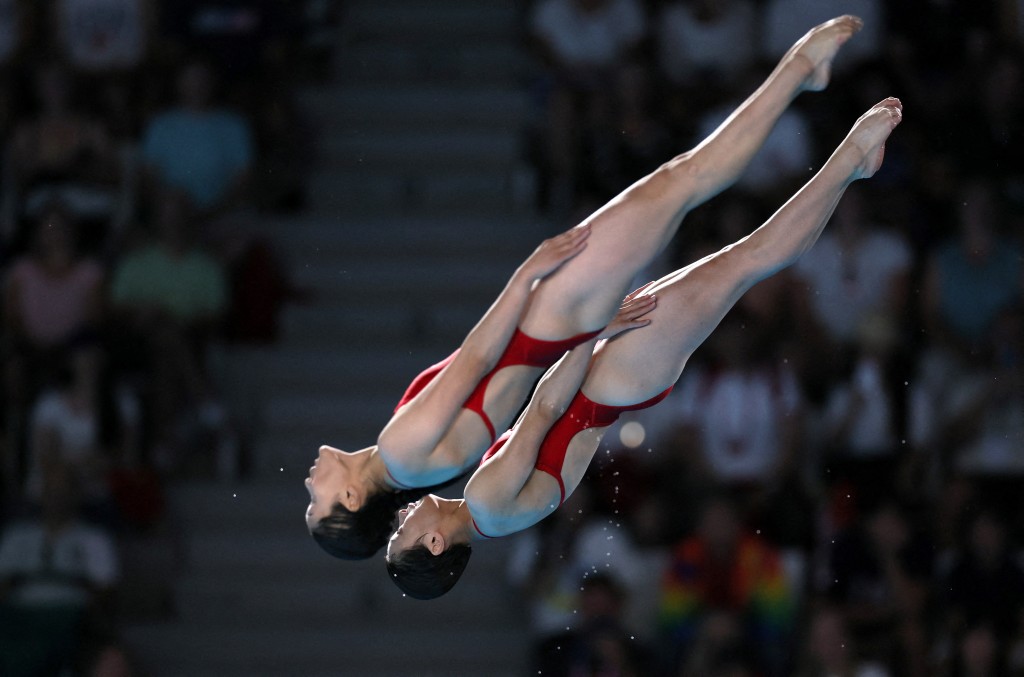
[521,167,700,339]
[583,245,760,404]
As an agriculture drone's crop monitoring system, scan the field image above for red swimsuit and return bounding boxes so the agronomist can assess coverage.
[393,327,602,439]
[473,385,673,537]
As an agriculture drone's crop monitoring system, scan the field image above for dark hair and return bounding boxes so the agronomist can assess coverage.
[385,543,473,600]
[310,484,427,560]
[309,472,468,561]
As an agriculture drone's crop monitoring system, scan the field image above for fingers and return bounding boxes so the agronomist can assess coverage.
[549,226,589,262]
[623,280,657,302]
[621,293,657,315]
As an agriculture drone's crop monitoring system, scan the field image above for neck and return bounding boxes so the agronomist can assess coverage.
[446,500,478,544]
[360,446,391,489]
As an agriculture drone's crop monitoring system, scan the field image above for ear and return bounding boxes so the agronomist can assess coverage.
[426,531,445,556]
[341,486,361,512]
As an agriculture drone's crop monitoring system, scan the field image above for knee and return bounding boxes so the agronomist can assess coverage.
[635,152,700,197]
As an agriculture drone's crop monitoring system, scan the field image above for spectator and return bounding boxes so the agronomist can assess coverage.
[796,605,893,676]
[4,62,121,241]
[53,0,156,158]
[691,67,814,199]
[140,59,254,216]
[159,0,296,91]
[792,187,911,361]
[506,481,665,642]
[948,308,1024,479]
[594,63,672,199]
[671,308,804,514]
[108,190,231,474]
[820,314,906,504]
[678,608,760,677]
[528,0,646,213]
[940,510,1024,653]
[820,500,934,676]
[25,341,113,518]
[761,0,884,73]
[3,204,104,491]
[0,466,120,677]
[0,0,26,67]
[922,178,1023,359]
[0,0,27,137]
[533,572,653,677]
[655,0,758,91]
[950,623,1004,677]
[54,0,151,74]
[156,1,308,212]
[658,495,796,676]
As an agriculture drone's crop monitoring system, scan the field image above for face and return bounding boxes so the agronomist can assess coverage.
[304,446,364,530]
[386,495,446,559]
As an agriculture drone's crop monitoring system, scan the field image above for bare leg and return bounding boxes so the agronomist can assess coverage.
[521,16,864,339]
[583,98,904,404]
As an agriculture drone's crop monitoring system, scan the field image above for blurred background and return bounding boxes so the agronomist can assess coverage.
[0,0,1021,675]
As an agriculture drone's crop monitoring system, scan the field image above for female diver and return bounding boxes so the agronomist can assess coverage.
[385,97,904,598]
[307,16,865,559]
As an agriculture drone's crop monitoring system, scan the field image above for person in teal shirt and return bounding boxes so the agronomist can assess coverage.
[141,59,253,214]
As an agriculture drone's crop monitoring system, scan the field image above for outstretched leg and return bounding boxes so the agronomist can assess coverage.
[583,98,904,404]
[521,16,864,340]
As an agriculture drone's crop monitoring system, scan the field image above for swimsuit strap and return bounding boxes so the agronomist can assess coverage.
[472,517,496,539]
[462,327,603,443]
[384,464,414,490]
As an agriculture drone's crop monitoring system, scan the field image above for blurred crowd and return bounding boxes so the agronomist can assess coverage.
[0,0,1020,675]
[0,1,332,674]
[516,1,1024,676]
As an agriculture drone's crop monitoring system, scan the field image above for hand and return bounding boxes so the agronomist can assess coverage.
[519,224,591,282]
[599,283,657,339]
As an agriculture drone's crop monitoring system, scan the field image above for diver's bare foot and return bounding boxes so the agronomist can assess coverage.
[843,98,903,180]
[787,15,863,92]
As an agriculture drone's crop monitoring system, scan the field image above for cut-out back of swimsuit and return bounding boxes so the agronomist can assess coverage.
[393,328,601,441]
[478,386,674,523]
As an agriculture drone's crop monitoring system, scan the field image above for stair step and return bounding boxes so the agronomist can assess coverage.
[290,258,516,301]
[278,303,481,349]
[315,128,521,172]
[264,392,395,431]
[337,41,532,86]
[124,624,529,677]
[305,166,536,214]
[174,556,524,628]
[300,85,530,130]
[250,214,550,260]
[235,345,462,391]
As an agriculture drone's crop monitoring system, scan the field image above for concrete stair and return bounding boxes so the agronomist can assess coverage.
[123,482,530,677]
[123,1,547,674]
